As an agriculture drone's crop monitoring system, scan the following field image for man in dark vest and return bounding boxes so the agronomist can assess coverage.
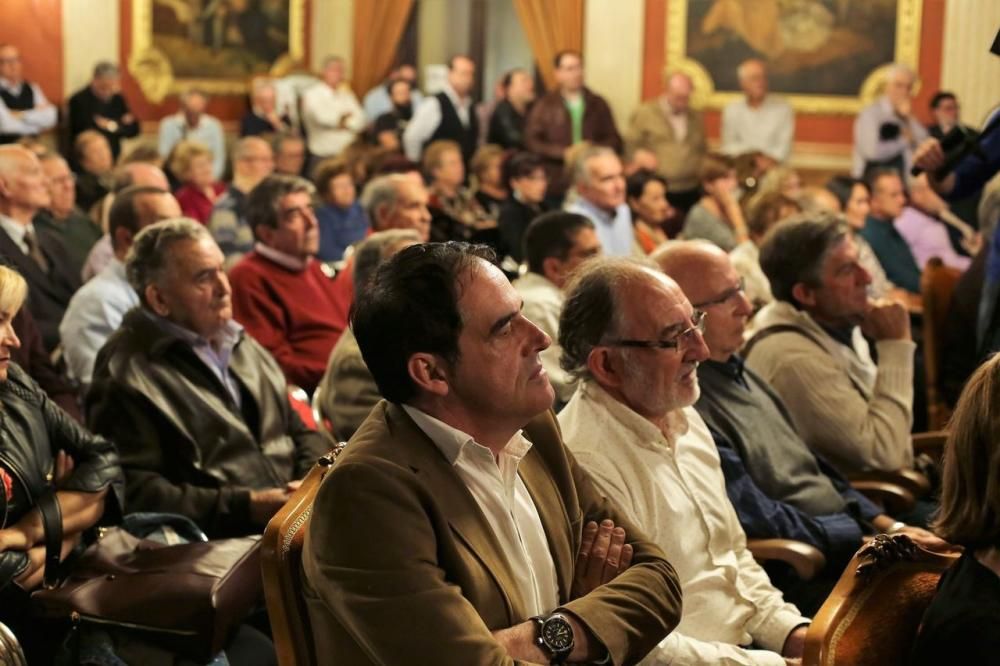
[0,44,56,144]
[403,55,478,165]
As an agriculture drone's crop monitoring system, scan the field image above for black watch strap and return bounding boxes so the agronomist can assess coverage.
[36,491,63,589]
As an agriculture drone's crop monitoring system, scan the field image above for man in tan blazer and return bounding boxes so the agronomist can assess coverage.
[626,71,707,214]
[302,242,682,664]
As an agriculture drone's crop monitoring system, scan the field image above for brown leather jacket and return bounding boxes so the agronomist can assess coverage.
[86,308,329,538]
[524,87,623,197]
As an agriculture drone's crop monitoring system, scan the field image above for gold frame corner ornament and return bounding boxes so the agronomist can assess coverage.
[665,0,923,115]
[130,0,306,104]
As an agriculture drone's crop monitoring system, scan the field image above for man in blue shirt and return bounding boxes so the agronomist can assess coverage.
[565,146,635,257]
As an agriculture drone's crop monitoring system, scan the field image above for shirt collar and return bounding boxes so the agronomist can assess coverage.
[0,213,33,247]
[0,79,23,94]
[704,355,749,389]
[443,82,470,110]
[254,242,309,271]
[143,308,244,352]
[401,404,532,465]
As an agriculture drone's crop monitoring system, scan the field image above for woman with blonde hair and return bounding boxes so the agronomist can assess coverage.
[911,353,1000,663]
[169,139,225,224]
[0,265,122,662]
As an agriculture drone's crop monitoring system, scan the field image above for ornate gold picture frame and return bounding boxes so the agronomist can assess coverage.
[666,0,922,114]
[129,0,306,103]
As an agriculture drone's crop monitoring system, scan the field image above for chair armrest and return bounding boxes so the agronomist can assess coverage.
[747,539,826,581]
[849,469,931,498]
[913,430,947,461]
[849,478,916,515]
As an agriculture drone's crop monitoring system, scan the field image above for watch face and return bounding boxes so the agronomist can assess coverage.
[542,616,574,651]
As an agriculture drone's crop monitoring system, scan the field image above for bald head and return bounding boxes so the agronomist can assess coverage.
[664,72,693,113]
[116,162,170,192]
[653,240,752,362]
[737,58,768,103]
[0,145,50,219]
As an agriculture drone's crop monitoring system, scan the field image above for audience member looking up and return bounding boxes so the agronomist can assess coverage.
[158,89,226,179]
[302,241,683,664]
[558,257,812,661]
[721,59,794,162]
[230,175,347,393]
[72,130,114,212]
[404,55,479,165]
[35,152,102,279]
[525,51,623,199]
[86,218,329,537]
[0,44,56,144]
[67,61,138,161]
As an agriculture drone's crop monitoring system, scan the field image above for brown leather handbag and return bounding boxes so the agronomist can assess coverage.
[31,509,263,662]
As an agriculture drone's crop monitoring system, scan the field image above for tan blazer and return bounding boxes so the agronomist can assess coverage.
[626,99,707,192]
[302,402,682,665]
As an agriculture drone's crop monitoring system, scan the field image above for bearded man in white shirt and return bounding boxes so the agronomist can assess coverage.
[558,257,810,665]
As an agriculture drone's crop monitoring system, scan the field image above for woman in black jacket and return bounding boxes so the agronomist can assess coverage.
[0,264,123,660]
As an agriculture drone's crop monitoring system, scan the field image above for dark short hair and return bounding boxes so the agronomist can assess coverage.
[312,158,351,199]
[503,151,544,188]
[448,54,473,70]
[867,167,902,193]
[626,169,668,202]
[245,174,315,237]
[825,175,869,210]
[759,212,851,307]
[109,185,169,251]
[523,212,593,275]
[699,153,734,184]
[554,50,581,69]
[352,242,496,404]
[930,91,957,110]
[746,191,801,239]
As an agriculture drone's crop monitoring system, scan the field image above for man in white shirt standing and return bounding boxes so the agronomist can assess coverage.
[558,257,810,665]
[403,55,478,165]
[302,55,366,163]
[514,211,601,405]
[0,44,56,144]
[721,59,794,162]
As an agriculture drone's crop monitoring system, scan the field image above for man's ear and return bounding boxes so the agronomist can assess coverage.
[407,352,450,398]
[791,282,817,309]
[586,346,622,392]
[144,282,170,317]
[0,176,11,200]
[541,256,564,285]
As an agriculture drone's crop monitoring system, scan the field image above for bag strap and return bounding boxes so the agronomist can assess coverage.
[744,324,868,396]
[36,491,62,589]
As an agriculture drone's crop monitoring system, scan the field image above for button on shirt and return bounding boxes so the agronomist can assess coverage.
[401,404,560,617]
[566,197,636,257]
[560,380,808,666]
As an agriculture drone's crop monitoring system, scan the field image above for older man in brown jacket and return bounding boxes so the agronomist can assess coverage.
[302,242,682,665]
[626,71,707,213]
[524,51,623,201]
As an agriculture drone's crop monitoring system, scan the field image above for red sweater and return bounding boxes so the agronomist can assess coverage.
[230,250,347,392]
[175,182,226,225]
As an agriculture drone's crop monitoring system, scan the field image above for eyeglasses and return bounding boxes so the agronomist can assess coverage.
[692,278,745,309]
[602,310,706,352]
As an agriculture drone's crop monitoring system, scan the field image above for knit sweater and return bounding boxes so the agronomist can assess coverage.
[229,248,346,392]
[744,300,915,475]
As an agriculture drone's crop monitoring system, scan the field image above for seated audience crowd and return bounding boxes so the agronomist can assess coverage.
[0,38,995,665]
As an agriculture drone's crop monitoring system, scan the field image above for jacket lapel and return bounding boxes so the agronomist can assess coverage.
[0,229,54,296]
[384,404,530,623]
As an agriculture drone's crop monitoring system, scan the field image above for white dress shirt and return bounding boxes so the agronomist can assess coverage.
[513,272,576,404]
[0,79,57,136]
[401,404,560,617]
[0,213,34,255]
[560,381,809,666]
[81,233,113,282]
[721,96,795,162]
[403,83,473,161]
[59,258,139,384]
[301,82,366,158]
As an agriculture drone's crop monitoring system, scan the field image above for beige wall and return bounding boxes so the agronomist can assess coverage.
[62,0,119,97]
[582,0,644,132]
[941,0,1000,128]
[312,0,354,74]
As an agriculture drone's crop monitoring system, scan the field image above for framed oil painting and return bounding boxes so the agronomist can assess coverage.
[129,0,306,103]
[667,0,923,114]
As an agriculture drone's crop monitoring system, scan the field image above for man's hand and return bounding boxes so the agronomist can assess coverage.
[571,519,633,598]
[961,232,983,257]
[249,487,292,526]
[861,298,911,341]
[782,625,808,658]
[914,138,946,174]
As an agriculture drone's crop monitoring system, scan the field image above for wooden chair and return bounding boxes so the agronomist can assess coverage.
[747,539,826,580]
[802,534,959,666]
[921,257,963,430]
[261,444,347,666]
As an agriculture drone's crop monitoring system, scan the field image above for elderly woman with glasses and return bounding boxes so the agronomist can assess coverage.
[0,265,122,661]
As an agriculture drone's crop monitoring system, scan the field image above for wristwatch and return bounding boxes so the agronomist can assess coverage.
[532,612,574,664]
